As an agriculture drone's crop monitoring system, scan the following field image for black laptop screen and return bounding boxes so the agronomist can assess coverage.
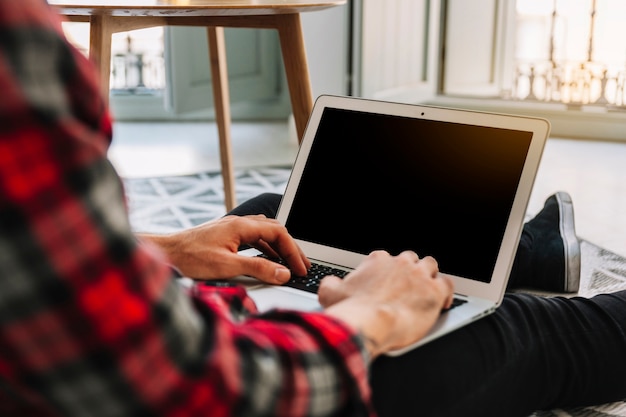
[284,107,533,283]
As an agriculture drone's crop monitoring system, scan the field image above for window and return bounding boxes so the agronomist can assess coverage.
[512,0,626,108]
[60,23,289,121]
[438,0,626,141]
[62,23,165,94]
[110,28,165,94]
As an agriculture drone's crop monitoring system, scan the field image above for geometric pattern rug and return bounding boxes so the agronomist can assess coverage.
[123,166,290,234]
[122,167,626,417]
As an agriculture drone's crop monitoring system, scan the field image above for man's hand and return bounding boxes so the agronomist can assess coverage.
[319,250,454,358]
[139,215,310,283]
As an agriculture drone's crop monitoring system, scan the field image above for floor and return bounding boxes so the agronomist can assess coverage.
[108,120,626,258]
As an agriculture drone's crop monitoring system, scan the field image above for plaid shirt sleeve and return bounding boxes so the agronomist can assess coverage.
[0,1,374,416]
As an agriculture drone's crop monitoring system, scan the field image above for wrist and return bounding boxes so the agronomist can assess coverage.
[326,300,397,358]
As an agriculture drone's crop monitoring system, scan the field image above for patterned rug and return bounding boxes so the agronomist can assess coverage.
[122,168,626,417]
[123,167,291,234]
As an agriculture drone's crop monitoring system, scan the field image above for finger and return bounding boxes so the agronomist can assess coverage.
[268,239,310,273]
[416,255,439,278]
[436,274,455,309]
[237,255,292,285]
[317,275,347,308]
[398,250,420,262]
[238,214,273,223]
[251,239,310,276]
[237,218,310,275]
[250,239,280,259]
[234,216,286,242]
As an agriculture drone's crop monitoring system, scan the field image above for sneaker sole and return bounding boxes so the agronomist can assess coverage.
[555,192,581,292]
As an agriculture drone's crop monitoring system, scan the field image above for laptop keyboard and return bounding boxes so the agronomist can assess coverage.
[287,261,350,292]
[256,254,468,312]
[257,254,348,293]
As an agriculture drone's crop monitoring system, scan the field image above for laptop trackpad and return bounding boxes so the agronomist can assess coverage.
[248,287,322,312]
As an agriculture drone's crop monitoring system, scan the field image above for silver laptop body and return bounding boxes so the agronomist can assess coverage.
[236,95,550,355]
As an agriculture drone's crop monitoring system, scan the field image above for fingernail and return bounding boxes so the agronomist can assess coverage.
[275,266,290,283]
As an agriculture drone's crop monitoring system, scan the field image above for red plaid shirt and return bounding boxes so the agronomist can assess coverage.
[0,1,373,416]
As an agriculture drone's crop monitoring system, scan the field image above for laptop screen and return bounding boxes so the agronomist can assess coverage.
[284,107,533,283]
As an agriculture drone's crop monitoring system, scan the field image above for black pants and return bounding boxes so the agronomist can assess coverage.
[230,193,626,417]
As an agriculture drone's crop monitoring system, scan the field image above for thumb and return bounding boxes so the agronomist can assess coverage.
[317,275,348,308]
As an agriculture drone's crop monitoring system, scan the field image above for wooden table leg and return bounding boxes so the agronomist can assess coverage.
[88,15,113,102]
[275,13,314,144]
[207,26,237,212]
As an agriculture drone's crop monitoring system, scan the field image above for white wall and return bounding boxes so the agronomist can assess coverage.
[301,3,351,98]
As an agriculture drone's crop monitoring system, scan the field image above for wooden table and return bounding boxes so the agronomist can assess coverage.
[49,0,346,210]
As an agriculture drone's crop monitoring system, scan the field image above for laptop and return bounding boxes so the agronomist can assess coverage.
[235,95,550,355]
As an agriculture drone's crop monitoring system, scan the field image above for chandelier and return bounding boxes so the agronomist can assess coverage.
[511,0,626,109]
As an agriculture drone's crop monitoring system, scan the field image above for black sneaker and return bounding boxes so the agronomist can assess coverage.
[508,192,581,293]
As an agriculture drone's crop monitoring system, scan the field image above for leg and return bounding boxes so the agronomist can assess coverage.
[226,193,282,218]
[88,15,113,101]
[371,291,626,417]
[275,13,313,143]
